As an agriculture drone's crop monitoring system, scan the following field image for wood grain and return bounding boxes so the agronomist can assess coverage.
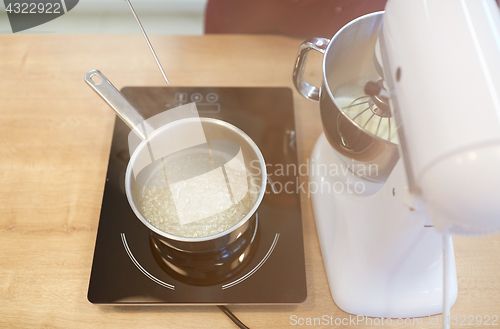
[0,34,499,328]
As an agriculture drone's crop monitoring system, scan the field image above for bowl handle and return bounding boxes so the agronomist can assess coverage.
[292,37,330,102]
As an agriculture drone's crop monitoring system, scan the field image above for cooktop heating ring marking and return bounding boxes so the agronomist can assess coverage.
[222,233,280,290]
[121,233,175,290]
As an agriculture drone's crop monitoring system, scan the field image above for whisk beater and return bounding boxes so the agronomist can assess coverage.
[341,80,396,143]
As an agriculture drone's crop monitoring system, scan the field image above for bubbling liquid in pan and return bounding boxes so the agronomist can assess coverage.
[139,148,259,238]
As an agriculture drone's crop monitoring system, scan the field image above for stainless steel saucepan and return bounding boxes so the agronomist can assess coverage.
[84,70,267,257]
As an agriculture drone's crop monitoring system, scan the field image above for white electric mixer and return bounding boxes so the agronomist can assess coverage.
[294,0,500,325]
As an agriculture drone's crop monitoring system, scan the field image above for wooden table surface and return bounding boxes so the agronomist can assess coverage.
[0,34,499,329]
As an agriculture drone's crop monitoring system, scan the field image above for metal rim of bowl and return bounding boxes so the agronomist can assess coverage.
[321,11,397,146]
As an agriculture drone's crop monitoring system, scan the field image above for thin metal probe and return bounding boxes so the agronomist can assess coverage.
[125,0,170,84]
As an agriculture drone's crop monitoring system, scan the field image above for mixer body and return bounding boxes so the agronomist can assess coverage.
[294,0,500,318]
[381,0,500,234]
[292,5,462,318]
[309,134,457,318]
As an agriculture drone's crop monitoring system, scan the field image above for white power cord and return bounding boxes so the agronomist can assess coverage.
[443,233,453,329]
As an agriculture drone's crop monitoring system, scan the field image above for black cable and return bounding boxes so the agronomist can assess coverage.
[217,305,250,329]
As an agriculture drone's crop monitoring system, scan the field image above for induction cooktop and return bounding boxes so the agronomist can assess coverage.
[88,87,307,304]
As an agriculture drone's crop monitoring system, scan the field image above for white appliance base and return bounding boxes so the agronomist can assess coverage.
[309,134,457,318]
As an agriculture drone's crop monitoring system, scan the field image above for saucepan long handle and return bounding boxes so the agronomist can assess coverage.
[84,69,151,140]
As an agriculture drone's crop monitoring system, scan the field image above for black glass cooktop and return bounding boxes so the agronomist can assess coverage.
[88,87,307,304]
